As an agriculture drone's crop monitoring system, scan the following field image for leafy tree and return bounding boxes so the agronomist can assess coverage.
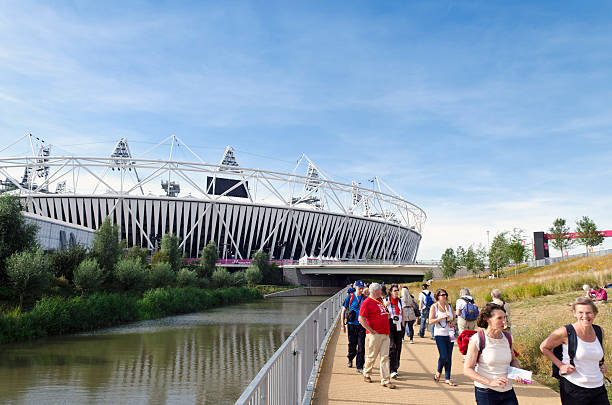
[0,194,38,279]
[548,218,574,258]
[422,269,434,282]
[200,240,218,279]
[475,244,487,273]
[113,257,148,291]
[455,246,466,267]
[91,218,122,276]
[507,229,527,275]
[49,243,87,281]
[6,248,50,308]
[252,250,283,284]
[440,248,458,279]
[246,266,263,285]
[151,250,169,265]
[211,267,232,288]
[125,246,148,264]
[463,246,480,274]
[73,258,105,295]
[161,233,181,272]
[576,216,604,255]
[489,232,510,274]
[150,262,176,287]
[176,268,199,287]
[231,271,247,287]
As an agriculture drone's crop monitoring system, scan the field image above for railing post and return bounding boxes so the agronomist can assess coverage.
[294,347,303,405]
[324,306,329,333]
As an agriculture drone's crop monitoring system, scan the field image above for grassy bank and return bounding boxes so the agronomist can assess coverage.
[0,286,262,344]
[405,253,612,399]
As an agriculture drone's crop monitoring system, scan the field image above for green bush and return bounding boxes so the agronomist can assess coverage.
[246,266,262,285]
[176,268,199,287]
[6,248,51,308]
[49,244,87,281]
[73,258,105,295]
[160,233,181,272]
[231,271,246,287]
[198,277,211,289]
[0,287,263,344]
[114,258,148,291]
[211,267,231,288]
[150,262,176,288]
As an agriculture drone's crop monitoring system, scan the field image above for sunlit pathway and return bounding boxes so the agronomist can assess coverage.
[312,323,560,405]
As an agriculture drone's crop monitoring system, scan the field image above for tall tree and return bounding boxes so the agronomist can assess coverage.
[455,246,466,267]
[0,194,38,279]
[575,216,604,255]
[507,229,527,275]
[463,245,481,274]
[160,233,181,272]
[200,240,219,279]
[91,217,122,276]
[440,248,458,279]
[6,248,50,308]
[489,232,510,275]
[548,218,574,258]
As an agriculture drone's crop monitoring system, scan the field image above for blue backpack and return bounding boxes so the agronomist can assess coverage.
[460,298,479,321]
[424,291,434,308]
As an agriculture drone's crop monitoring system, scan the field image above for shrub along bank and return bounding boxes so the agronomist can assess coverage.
[0,286,262,344]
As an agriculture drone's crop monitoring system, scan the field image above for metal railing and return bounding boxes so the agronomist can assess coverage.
[235,288,347,405]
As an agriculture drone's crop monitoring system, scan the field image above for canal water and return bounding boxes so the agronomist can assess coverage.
[0,296,326,405]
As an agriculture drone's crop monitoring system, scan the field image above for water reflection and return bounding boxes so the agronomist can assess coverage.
[0,296,325,405]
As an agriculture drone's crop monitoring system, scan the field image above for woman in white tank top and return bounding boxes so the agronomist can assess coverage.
[429,288,458,386]
[540,297,609,404]
[464,303,527,405]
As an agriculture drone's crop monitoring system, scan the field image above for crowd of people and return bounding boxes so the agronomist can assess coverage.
[340,280,610,404]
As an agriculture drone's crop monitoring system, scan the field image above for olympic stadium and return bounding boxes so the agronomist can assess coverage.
[0,134,426,264]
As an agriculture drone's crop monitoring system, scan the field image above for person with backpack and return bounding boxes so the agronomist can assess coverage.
[456,287,479,335]
[430,288,458,386]
[341,280,367,373]
[418,284,435,338]
[401,286,419,343]
[464,303,526,404]
[540,297,609,405]
[491,289,511,331]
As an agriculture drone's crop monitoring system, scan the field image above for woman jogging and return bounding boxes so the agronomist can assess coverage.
[464,303,526,404]
[540,297,609,404]
[401,286,419,343]
[429,288,457,386]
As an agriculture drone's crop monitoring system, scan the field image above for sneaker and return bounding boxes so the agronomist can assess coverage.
[382,382,396,389]
[356,368,363,374]
[363,375,372,383]
[347,360,353,368]
[390,371,398,379]
[409,339,414,344]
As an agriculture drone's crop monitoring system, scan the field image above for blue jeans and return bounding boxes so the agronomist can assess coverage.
[419,307,431,337]
[434,335,454,380]
[474,387,519,405]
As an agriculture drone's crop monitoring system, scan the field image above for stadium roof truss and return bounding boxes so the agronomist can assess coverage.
[0,134,427,261]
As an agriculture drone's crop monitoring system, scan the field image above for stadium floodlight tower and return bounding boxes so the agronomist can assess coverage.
[109,138,144,195]
[290,154,328,209]
[219,146,241,173]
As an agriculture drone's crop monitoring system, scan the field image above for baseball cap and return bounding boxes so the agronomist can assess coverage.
[354,280,365,288]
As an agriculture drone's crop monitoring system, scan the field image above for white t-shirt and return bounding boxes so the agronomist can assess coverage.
[418,290,432,309]
[431,303,453,336]
[562,335,604,388]
[455,295,474,313]
[471,332,513,392]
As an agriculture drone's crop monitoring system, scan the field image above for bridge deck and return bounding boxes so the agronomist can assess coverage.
[312,322,559,405]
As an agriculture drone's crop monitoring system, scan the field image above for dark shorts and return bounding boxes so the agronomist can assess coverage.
[560,378,609,405]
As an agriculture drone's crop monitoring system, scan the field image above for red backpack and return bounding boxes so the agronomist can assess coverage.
[457,329,519,358]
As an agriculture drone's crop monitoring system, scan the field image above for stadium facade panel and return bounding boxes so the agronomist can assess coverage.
[22,195,422,261]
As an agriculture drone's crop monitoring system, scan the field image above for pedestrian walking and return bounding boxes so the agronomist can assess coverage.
[418,284,435,338]
[358,282,395,389]
[401,286,419,343]
[341,280,367,373]
[430,288,458,386]
[456,288,479,335]
[491,289,511,331]
[540,297,609,405]
[464,303,526,404]
[386,284,405,379]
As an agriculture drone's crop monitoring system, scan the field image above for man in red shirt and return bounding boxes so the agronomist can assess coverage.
[359,282,394,389]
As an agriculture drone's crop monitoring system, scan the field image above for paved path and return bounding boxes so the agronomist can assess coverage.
[312,323,560,405]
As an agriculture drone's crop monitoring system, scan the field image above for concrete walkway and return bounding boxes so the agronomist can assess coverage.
[312,323,560,405]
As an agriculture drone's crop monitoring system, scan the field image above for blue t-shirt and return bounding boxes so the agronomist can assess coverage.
[343,293,365,325]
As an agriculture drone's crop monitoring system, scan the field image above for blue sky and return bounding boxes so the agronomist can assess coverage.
[1,1,612,259]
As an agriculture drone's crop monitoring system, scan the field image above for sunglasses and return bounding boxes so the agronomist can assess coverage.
[439,294,448,297]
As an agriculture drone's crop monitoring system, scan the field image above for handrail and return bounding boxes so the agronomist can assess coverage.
[235,288,347,405]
